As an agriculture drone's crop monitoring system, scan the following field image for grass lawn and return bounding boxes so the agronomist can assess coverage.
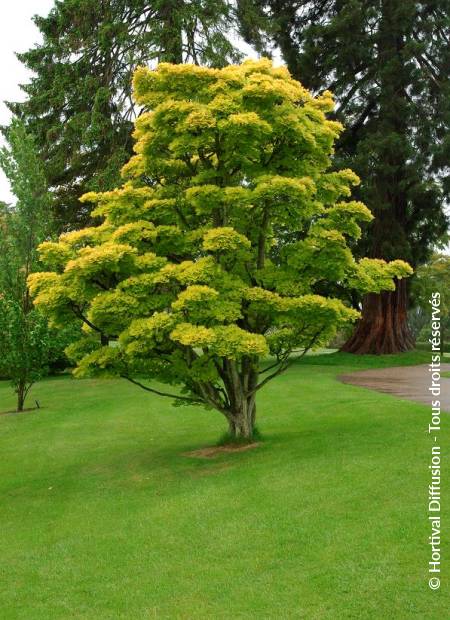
[0,351,448,618]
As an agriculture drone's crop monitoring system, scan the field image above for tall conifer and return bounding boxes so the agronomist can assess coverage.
[8,0,240,231]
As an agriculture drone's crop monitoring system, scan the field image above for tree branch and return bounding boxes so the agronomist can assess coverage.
[247,329,324,396]
[120,374,203,404]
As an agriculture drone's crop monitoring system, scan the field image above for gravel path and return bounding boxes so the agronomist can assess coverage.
[339,364,450,412]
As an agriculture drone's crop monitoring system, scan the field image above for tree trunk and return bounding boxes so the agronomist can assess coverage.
[342,1,416,356]
[228,398,256,440]
[158,0,184,64]
[16,378,27,412]
[341,279,415,354]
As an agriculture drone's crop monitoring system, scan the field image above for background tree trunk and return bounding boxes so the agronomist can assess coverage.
[342,1,417,355]
[341,279,415,354]
[159,0,184,63]
[16,378,27,412]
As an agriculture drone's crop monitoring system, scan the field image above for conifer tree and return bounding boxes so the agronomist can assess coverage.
[239,0,450,353]
[29,61,411,439]
[8,0,240,231]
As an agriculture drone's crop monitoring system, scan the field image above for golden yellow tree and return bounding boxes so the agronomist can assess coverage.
[29,60,411,439]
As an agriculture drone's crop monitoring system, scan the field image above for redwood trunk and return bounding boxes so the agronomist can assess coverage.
[341,279,415,354]
[342,1,416,356]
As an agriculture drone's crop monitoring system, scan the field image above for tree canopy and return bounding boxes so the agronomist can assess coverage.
[8,0,240,231]
[0,120,71,411]
[238,0,450,353]
[29,60,411,438]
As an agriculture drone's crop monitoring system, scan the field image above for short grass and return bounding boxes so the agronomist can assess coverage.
[0,351,448,619]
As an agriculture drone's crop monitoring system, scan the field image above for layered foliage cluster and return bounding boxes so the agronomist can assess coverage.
[29,60,411,437]
[239,0,450,265]
[239,1,450,353]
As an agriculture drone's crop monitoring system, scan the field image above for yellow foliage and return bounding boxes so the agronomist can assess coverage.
[27,59,412,409]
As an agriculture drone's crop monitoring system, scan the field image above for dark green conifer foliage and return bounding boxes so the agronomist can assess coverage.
[8,0,240,231]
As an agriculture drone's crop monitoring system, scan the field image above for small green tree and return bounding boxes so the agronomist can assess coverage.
[29,60,411,439]
[0,295,51,410]
[0,121,58,411]
[412,254,450,354]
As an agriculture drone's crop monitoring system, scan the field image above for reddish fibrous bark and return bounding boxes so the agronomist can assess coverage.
[341,279,415,354]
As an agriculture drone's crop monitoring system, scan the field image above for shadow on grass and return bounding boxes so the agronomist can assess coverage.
[0,406,42,416]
